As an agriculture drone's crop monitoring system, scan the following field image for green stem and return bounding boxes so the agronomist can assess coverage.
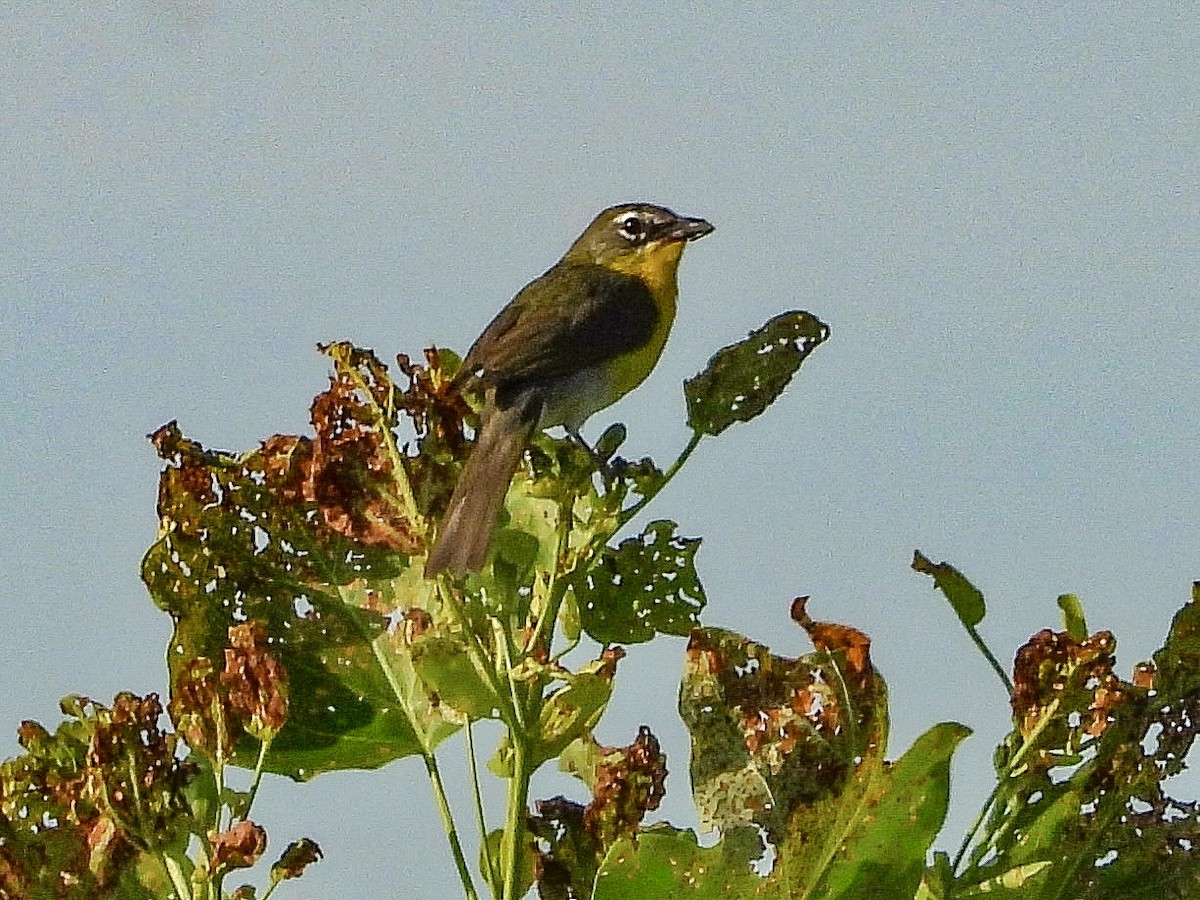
[424,751,481,900]
[504,623,530,729]
[466,723,499,895]
[951,778,1005,876]
[212,700,228,826]
[526,491,577,665]
[242,737,271,818]
[500,736,532,900]
[550,632,581,665]
[495,607,543,900]
[952,696,1061,875]
[616,431,703,529]
[966,623,1015,694]
[160,851,193,900]
[204,738,226,900]
[348,583,484,900]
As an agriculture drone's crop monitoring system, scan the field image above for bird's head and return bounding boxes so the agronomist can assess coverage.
[563,203,713,287]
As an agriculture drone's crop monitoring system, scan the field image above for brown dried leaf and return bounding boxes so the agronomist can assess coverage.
[394,347,484,527]
[308,343,421,552]
[209,820,268,873]
[531,727,668,899]
[1011,628,1123,753]
[270,837,323,882]
[222,622,288,740]
[584,726,668,843]
[395,347,470,452]
[169,657,237,759]
[792,595,873,681]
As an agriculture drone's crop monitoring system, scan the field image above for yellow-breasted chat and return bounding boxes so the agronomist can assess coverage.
[424,203,713,576]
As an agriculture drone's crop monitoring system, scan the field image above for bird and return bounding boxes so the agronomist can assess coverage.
[424,202,713,577]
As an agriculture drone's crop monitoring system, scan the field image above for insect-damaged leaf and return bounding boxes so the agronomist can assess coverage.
[679,613,883,844]
[596,603,965,897]
[959,583,1200,898]
[576,520,706,645]
[684,309,829,437]
[531,727,668,899]
[0,694,198,900]
[270,838,323,884]
[594,725,968,900]
[142,345,467,779]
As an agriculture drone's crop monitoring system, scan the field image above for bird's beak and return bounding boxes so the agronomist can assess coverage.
[658,215,714,243]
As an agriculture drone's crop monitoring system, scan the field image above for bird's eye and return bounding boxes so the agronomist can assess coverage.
[618,215,645,241]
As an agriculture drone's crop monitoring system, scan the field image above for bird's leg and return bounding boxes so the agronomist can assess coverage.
[565,426,603,468]
[565,424,628,480]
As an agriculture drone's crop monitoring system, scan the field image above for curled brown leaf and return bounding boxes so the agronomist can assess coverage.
[271,837,323,882]
[222,622,288,739]
[169,657,236,759]
[209,820,268,873]
[1012,628,1123,746]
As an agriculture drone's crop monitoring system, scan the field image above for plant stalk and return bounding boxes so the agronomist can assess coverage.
[500,735,532,900]
[424,751,480,900]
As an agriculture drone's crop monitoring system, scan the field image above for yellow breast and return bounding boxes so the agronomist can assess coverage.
[605,240,684,395]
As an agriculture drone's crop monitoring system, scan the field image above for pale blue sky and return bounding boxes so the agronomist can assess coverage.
[3,4,1198,895]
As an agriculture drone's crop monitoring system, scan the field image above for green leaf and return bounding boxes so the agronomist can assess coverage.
[1057,593,1088,641]
[484,429,624,588]
[577,520,706,644]
[142,347,463,780]
[533,672,615,766]
[594,824,767,899]
[912,550,986,628]
[593,422,628,462]
[815,722,971,900]
[411,632,504,720]
[684,310,829,437]
[491,660,618,776]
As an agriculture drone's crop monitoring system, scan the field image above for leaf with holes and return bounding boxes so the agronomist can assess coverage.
[575,520,706,645]
[594,610,966,898]
[684,310,829,437]
[141,345,466,779]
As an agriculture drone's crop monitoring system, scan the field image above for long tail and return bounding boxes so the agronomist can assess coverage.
[424,396,538,577]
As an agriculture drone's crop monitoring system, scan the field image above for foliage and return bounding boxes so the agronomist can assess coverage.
[912,560,1200,900]
[3,306,1197,898]
[0,629,320,899]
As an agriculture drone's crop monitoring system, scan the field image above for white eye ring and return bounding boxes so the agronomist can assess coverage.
[618,215,645,240]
